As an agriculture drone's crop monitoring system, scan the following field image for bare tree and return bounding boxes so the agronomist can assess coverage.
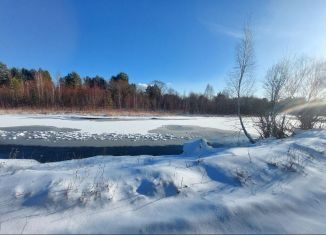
[204,84,215,100]
[258,56,326,137]
[284,56,310,98]
[261,59,291,138]
[264,59,290,105]
[228,24,255,143]
[294,58,326,129]
[299,59,326,101]
[151,80,167,95]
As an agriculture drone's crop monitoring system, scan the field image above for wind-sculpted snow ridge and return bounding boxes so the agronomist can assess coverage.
[0,129,325,234]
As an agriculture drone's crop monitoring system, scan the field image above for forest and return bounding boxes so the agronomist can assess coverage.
[0,62,270,115]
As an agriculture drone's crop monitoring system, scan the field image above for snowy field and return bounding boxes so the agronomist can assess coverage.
[0,114,257,147]
[0,114,257,134]
[0,129,325,233]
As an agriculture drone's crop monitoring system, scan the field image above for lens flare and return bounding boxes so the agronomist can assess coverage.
[282,99,326,114]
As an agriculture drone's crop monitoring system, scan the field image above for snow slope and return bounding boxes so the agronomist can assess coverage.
[0,129,325,234]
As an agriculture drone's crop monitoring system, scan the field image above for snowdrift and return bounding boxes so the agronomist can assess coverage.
[0,129,325,234]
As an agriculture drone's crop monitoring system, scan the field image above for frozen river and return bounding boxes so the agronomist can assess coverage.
[0,114,256,162]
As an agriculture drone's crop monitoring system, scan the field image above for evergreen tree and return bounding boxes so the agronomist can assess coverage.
[111,72,129,82]
[21,68,35,81]
[0,62,10,85]
[61,72,81,88]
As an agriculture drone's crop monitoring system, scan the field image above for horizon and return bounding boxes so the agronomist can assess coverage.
[1,0,326,95]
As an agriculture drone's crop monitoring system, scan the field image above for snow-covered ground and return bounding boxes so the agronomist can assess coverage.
[0,114,256,135]
[0,114,257,147]
[0,129,325,233]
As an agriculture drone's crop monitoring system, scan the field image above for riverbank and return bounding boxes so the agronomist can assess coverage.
[0,129,325,233]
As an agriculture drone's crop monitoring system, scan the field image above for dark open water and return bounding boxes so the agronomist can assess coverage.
[0,145,184,163]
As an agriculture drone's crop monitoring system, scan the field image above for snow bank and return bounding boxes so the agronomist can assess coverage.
[182,138,214,157]
[0,129,325,233]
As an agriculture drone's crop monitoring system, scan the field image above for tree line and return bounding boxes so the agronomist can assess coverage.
[0,62,270,115]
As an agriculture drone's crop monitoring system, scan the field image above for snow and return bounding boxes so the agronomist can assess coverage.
[0,114,256,135]
[0,129,182,143]
[0,129,325,233]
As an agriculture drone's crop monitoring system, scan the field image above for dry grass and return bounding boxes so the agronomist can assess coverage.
[0,107,182,116]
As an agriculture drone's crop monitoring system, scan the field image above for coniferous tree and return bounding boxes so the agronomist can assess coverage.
[0,62,10,85]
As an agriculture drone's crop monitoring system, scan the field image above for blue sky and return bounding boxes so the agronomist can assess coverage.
[0,0,325,95]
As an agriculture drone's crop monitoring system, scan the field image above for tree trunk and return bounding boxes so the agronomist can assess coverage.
[237,97,255,143]
[237,75,255,144]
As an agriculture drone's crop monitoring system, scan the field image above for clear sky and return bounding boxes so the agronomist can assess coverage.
[0,0,325,95]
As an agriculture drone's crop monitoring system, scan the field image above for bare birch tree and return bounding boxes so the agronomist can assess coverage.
[204,84,215,100]
[228,24,255,143]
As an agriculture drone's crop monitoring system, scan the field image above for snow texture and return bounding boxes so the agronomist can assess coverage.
[0,129,325,234]
[0,114,256,134]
